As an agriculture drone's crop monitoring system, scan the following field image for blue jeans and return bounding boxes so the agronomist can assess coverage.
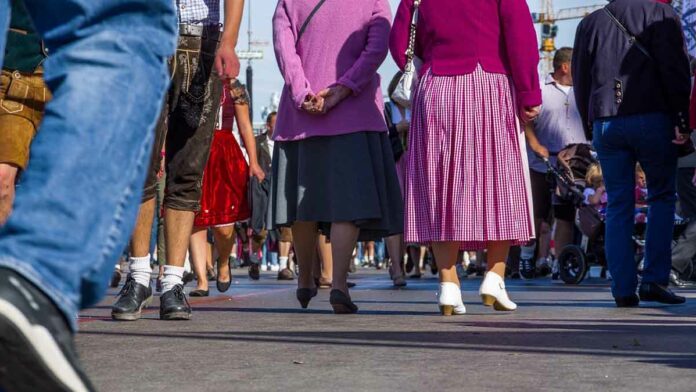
[0,0,177,330]
[593,113,678,298]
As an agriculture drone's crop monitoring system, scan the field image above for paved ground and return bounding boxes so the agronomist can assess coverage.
[77,269,696,392]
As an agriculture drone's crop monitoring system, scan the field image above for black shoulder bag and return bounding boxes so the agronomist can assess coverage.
[603,7,654,61]
[603,7,695,157]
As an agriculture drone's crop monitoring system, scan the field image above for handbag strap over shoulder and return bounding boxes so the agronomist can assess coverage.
[404,0,421,71]
[296,0,328,45]
[602,7,655,62]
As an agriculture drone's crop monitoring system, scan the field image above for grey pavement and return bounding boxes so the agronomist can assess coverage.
[77,270,696,392]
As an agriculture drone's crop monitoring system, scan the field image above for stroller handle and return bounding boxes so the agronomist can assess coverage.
[543,156,586,208]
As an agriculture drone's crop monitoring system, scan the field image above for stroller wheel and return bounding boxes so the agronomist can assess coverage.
[559,245,588,285]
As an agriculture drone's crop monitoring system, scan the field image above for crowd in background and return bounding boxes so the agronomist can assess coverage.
[0,0,695,389]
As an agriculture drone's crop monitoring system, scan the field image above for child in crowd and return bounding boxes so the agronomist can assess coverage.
[584,164,607,210]
[585,162,650,223]
[635,164,648,208]
[634,164,648,223]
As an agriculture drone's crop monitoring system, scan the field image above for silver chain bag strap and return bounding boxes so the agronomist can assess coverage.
[391,0,422,108]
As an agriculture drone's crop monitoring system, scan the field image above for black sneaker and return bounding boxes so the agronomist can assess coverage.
[111,275,153,321]
[536,260,552,277]
[519,258,536,280]
[248,264,260,281]
[160,284,191,320]
[0,268,96,392]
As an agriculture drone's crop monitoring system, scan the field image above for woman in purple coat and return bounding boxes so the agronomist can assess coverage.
[390,0,542,315]
[272,0,403,313]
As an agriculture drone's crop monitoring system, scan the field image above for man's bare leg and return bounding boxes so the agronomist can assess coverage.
[189,228,209,291]
[164,208,195,270]
[126,198,157,288]
[131,198,156,257]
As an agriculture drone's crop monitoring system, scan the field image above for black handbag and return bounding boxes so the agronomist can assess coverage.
[384,102,405,161]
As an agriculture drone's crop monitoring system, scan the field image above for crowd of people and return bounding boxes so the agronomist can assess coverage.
[0,0,695,390]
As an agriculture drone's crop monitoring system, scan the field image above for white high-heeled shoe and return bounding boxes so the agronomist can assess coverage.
[438,282,467,316]
[479,272,517,311]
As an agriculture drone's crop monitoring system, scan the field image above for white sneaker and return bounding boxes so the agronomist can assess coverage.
[270,265,280,272]
[479,272,517,311]
[261,264,269,272]
[437,282,467,316]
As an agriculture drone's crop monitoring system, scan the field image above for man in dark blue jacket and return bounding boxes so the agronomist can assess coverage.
[572,0,692,307]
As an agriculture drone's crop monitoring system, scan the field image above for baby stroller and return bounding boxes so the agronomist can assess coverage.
[545,144,691,285]
[543,144,606,284]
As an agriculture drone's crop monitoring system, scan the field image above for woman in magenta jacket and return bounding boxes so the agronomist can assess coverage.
[272,0,403,313]
[390,0,542,315]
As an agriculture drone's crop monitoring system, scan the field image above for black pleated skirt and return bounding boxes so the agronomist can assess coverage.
[271,131,404,241]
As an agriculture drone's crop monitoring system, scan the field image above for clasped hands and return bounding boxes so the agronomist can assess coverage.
[301,85,352,115]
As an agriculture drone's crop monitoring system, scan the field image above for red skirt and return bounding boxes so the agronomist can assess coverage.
[194,129,250,227]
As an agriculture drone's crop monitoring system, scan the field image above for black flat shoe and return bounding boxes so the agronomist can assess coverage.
[329,289,358,314]
[216,257,232,293]
[347,281,356,288]
[296,288,318,309]
[216,280,231,293]
[639,282,686,305]
[614,294,639,308]
[409,273,422,279]
[248,264,260,280]
[189,289,209,297]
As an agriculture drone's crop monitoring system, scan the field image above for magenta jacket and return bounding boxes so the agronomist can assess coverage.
[272,0,392,141]
[389,0,542,110]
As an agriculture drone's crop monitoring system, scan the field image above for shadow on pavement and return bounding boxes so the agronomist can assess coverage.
[80,316,696,370]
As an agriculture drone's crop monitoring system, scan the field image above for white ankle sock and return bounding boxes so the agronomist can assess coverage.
[279,257,288,270]
[129,256,152,287]
[161,265,185,293]
[520,243,536,260]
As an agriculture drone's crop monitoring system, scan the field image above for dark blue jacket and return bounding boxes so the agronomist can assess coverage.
[572,0,691,137]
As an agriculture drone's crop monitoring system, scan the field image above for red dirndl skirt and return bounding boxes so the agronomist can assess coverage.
[194,129,251,227]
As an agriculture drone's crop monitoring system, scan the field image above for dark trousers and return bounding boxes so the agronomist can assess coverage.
[593,112,677,297]
[142,32,223,212]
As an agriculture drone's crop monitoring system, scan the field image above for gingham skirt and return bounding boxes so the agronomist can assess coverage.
[405,65,535,249]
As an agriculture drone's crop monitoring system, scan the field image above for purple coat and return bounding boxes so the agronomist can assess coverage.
[389,0,542,110]
[272,0,392,141]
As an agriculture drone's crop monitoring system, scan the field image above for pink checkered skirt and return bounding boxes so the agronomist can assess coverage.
[405,65,535,249]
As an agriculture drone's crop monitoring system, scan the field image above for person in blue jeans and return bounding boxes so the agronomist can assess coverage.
[0,0,177,390]
[572,0,692,307]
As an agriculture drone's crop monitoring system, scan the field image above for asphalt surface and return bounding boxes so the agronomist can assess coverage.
[76,269,696,392]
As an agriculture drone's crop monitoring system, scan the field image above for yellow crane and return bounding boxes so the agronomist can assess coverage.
[532,1,604,74]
